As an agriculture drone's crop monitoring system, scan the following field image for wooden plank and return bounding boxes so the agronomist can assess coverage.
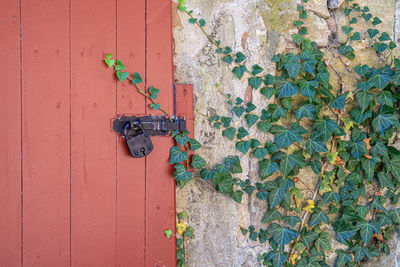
[0,0,21,265]
[70,0,117,265]
[176,84,194,138]
[21,0,70,265]
[116,0,146,266]
[145,0,176,266]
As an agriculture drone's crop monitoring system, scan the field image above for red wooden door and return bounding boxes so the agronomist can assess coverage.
[0,0,176,266]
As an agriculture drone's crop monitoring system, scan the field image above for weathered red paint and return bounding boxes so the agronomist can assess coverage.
[0,1,21,265]
[0,0,182,266]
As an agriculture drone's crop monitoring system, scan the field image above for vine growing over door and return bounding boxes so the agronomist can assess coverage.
[105,0,400,265]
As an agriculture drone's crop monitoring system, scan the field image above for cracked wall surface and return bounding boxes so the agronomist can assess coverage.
[172,0,400,266]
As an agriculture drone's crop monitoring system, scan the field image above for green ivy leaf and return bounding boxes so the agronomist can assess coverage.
[273,152,306,178]
[305,138,328,154]
[115,59,126,70]
[334,220,356,244]
[116,71,129,82]
[342,25,353,35]
[309,210,329,227]
[261,208,282,224]
[351,244,372,262]
[283,216,300,227]
[200,168,215,181]
[232,65,247,79]
[379,32,391,41]
[150,103,160,110]
[354,65,369,77]
[367,28,379,38]
[248,77,263,89]
[351,108,372,124]
[294,104,316,120]
[372,113,399,134]
[131,72,143,84]
[356,91,373,112]
[222,55,233,64]
[348,141,368,160]
[330,94,346,110]
[267,223,299,247]
[315,232,331,252]
[299,79,318,98]
[259,159,279,180]
[378,172,395,191]
[370,66,393,89]
[170,146,188,164]
[188,138,201,151]
[274,78,299,98]
[104,54,115,68]
[356,221,380,244]
[388,155,400,182]
[198,19,206,27]
[283,53,301,79]
[312,118,338,142]
[174,163,192,182]
[164,229,173,238]
[253,148,267,159]
[372,17,383,25]
[236,141,250,154]
[233,106,245,117]
[245,114,259,128]
[336,249,353,267]
[323,191,340,205]
[270,125,302,148]
[377,91,394,106]
[175,130,189,146]
[235,52,246,63]
[191,155,206,170]
[237,127,249,139]
[292,33,304,45]
[361,158,375,183]
[230,190,243,203]
[374,42,388,53]
[251,64,264,75]
[257,121,271,133]
[222,127,236,140]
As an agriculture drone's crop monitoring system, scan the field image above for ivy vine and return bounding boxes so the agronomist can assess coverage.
[105,0,400,266]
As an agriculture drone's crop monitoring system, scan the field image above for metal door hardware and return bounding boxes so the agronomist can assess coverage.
[112,115,186,158]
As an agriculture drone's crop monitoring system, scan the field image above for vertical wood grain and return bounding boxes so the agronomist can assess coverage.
[70,0,117,265]
[21,0,70,265]
[0,0,21,265]
[145,0,176,266]
[116,0,146,266]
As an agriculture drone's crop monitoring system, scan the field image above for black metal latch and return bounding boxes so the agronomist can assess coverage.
[112,115,186,158]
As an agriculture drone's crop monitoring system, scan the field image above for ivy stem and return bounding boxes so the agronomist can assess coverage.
[184,10,221,48]
[196,110,212,119]
[297,178,315,195]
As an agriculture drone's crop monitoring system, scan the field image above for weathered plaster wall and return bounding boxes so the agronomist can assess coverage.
[172,0,400,266]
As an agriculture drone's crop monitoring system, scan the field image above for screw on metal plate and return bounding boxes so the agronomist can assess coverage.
[113,115,186,158]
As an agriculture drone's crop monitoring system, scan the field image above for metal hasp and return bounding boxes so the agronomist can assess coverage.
[112,115,186,158]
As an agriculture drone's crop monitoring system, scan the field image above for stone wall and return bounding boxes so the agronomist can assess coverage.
[172,0,400,266]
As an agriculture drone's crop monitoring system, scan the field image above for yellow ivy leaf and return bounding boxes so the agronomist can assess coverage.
[303,150,312,159]
[319,179,332,195]
[176,222,187,235]
[302,200,315,213]
[341,117,354,133]
[327,152,338,165]
[291,187,303,209]
[346,91,354,100]
[289,253,299,265]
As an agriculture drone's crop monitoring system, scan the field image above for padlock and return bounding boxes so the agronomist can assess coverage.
[124,122,153,158]
[126,133,153,158]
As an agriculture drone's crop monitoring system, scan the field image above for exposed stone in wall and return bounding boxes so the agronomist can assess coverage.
[172,0,400,266]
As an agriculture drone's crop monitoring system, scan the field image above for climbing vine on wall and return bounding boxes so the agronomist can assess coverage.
[105,0,400,266]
